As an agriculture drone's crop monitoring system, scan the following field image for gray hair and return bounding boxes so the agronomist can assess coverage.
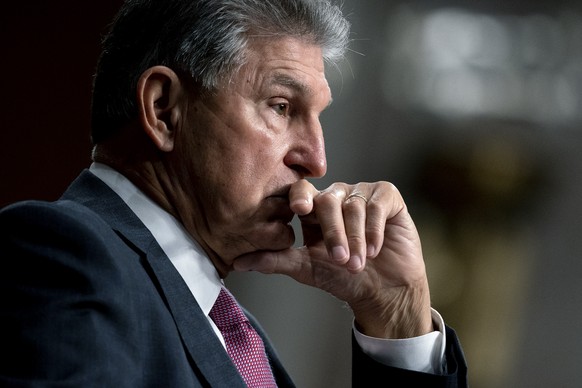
[90,0,351,144]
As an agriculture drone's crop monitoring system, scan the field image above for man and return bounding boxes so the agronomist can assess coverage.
[0,0,467,386]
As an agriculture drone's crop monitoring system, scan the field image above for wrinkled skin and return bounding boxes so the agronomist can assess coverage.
[95,36,432,339]
[234,179,432,338]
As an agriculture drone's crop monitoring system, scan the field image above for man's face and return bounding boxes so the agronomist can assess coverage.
[172,37,332,273]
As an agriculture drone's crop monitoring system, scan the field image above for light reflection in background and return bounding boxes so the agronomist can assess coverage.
[230,1,582,387]
[383,5,582,127]
[3,1,580,388]
[376,3,581,387]
[377,2,581,387]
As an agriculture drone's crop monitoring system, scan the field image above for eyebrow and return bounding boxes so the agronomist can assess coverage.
[270,72,333,107]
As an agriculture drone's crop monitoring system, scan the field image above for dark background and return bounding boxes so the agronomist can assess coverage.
[3,2,582,387]
[1,1,122,208]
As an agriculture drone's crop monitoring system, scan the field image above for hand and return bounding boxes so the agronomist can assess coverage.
[233,179,433,339]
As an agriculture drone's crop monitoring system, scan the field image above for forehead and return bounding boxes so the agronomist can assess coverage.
[240,37,331,103]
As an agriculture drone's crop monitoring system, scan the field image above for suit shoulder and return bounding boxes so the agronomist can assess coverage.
[1,199,109,234]
[0,198,146,292]
[0,199,126,267]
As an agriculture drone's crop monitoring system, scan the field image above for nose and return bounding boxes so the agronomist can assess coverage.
[283,116,327,178]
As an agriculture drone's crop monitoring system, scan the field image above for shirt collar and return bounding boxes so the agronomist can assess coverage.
[89,162,222,316]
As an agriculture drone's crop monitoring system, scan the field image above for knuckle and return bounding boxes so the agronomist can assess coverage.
[316,190,341,205]
[385,181,400,195]
[363,199,382,216]
[347,234,366,247]
[322,225,344,241]
[366,223,384,238]
[342,198,364,209]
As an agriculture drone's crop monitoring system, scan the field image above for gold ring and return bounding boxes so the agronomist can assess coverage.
[345,193,368,203]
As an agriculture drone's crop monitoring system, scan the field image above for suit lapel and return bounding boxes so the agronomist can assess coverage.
[142,239,246,387]
[61,170,246,387]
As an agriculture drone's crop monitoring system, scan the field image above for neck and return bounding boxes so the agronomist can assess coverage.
[92,137,233,278]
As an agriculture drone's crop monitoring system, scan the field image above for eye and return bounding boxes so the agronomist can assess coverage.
[272,102,290,117]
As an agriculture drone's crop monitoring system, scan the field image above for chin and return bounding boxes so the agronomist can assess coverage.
[257,221,296,250]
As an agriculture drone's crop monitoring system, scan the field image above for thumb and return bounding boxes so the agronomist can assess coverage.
[232,247,316,286]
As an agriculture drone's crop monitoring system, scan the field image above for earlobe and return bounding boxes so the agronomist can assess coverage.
[137,66,183,152]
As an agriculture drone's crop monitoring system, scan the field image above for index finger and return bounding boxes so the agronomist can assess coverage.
[288,179,320,216]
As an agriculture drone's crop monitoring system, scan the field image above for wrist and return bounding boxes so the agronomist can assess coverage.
[352,282,433,339]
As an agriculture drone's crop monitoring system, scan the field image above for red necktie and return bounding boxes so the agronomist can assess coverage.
[209,287,277,387]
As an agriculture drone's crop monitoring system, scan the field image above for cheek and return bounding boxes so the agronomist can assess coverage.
[204,147,283,225]
[214,153,269,207]
[187,107,287,211]
[198,151,259,208]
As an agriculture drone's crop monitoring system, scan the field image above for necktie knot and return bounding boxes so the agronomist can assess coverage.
[209,287,277,387]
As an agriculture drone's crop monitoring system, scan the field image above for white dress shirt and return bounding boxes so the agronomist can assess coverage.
[89,162,446,374]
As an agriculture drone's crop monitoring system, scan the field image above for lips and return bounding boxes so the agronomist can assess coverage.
[266,188,295,223]
[267,203,294,223]
[269,184,292,199]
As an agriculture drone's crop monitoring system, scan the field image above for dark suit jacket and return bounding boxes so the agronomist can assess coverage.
[0,170,467,387]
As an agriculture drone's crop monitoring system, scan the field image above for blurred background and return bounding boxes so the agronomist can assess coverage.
[2,1,581,387]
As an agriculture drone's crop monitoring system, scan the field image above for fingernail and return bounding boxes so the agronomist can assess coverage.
[367,244,376,257]
[331,246,347,262]
[348,255,363,270]
[291,198,309,207]
[290,198,311,215]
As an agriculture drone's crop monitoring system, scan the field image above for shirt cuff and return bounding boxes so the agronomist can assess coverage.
[353,308,446,374]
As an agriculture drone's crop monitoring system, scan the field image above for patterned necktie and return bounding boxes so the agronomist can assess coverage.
[209,287,277,387]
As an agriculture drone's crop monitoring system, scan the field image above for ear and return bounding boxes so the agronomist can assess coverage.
[136,66,184,152]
